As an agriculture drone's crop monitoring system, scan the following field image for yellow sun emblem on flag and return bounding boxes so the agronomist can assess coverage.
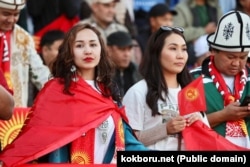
[185,87,199,101]
[71,151,91,164]
[0,108,29,149]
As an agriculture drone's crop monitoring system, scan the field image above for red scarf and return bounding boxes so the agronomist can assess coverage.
[0,31,12,90]
[209,56,248,136]
[0,77,127,166]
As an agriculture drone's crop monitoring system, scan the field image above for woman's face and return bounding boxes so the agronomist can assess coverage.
[73,28,101,79]
[160,33,188,76]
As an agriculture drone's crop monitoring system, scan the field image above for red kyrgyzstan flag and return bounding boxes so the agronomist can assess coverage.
[178,76,206,116]
[178,76,248,150]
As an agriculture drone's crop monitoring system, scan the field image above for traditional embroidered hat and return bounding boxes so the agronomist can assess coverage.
[207,10,250,52]
[0,0,25,10]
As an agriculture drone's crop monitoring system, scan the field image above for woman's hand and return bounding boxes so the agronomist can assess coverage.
[166,116,186,134]
[185,112,202,126]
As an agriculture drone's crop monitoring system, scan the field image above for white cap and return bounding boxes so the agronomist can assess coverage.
[207,10,250,52]
[194,35,209,57]
[0,0,25,10]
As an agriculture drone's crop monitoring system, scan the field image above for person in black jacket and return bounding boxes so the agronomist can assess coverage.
[107,31,142,97]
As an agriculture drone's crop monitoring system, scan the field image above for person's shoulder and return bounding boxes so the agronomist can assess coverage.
[39,78,64,93]
[113,22,128,31]
[125,79,147,96]
[190,66,202,74]
[190,66,203,78]
[14,24,31,36]
[123,80,147,102]
[78,18,92,25]
[130,79,146,89]
[13,24,34,43]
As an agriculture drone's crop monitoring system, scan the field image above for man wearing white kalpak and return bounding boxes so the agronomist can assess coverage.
[191,10,250,148]
[0,0,50,107]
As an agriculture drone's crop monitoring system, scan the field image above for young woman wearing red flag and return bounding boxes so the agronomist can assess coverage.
[122,26,209,151]
[0,23,148,166]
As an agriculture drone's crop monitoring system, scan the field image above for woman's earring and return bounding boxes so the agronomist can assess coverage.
[71,65,78,82]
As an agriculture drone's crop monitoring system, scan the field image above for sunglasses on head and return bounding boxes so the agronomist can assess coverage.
[154,26,184,42]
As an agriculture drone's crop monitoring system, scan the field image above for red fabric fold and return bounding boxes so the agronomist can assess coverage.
[0,78,126,166]
[183,120,248,150]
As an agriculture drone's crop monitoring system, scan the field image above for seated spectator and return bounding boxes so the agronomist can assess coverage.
[40,30,65,71]
[79,0,128,43]
[107,31,141,97]
[134,0,166,35]
[137,3,177,54]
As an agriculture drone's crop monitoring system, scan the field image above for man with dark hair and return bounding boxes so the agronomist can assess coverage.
[80,0,128,43]
[40,30,65,70]
[136,3,177,54]
[107,31,141,97]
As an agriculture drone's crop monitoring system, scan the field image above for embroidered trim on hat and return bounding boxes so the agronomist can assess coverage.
[223,22,234,40]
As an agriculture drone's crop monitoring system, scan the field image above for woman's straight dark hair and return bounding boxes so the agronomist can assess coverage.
[139,28,193,116]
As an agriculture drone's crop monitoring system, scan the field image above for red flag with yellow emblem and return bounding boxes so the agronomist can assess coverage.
[178,76,206,115]
[0,107,30,150]
[0,78,127,166]
[179,76,248,150]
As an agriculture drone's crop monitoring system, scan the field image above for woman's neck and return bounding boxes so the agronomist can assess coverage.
[77,69,95,80]
[164,74,179,88]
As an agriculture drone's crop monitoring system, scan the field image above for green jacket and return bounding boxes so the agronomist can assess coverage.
[190,57,250,137]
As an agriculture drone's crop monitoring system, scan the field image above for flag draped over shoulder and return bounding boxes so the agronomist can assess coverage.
[178,76,206,116]
[178,76,248,150]
[0,78,127,166]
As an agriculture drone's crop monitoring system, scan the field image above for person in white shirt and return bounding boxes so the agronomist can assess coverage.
[123,26,209,150]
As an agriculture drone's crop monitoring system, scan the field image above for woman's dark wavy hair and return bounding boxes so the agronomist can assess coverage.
[51,23,121,103]
[139,28,193,116]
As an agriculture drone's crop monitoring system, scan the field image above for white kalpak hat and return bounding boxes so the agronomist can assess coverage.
[207,10,250,52]
[0,0,25,10]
